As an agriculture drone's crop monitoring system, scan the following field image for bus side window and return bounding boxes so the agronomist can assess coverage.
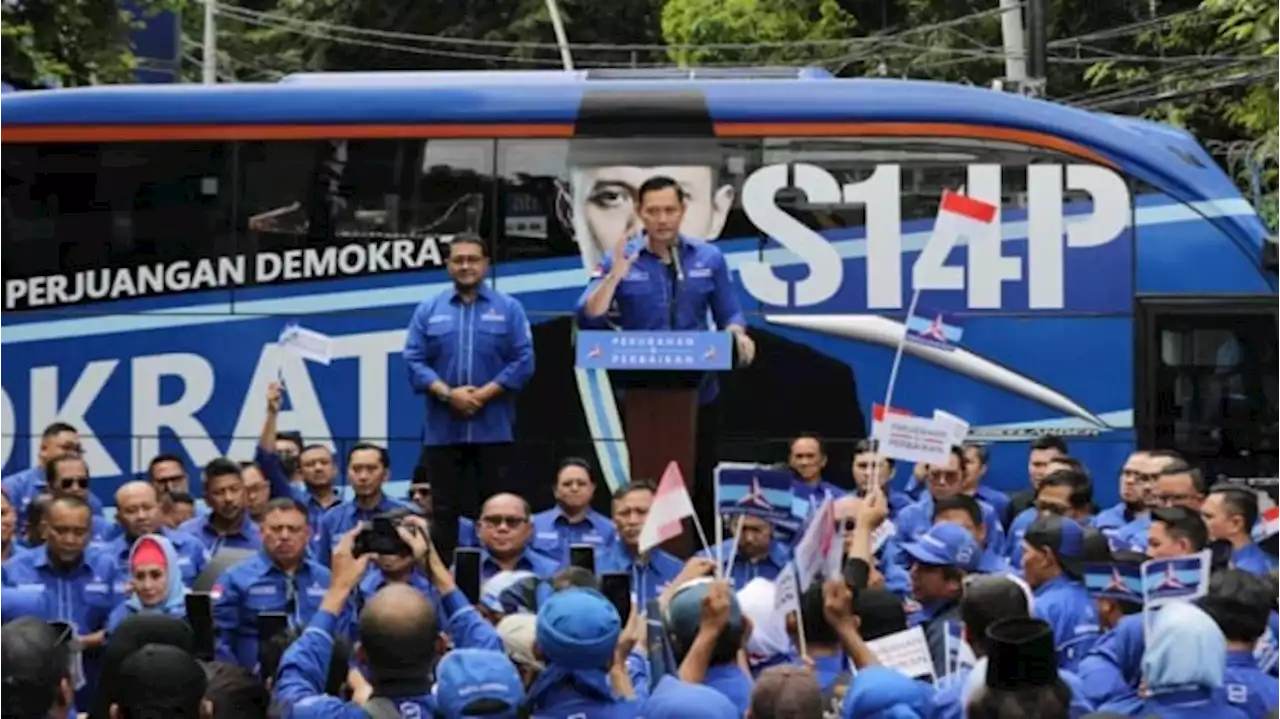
[2,141,235,310]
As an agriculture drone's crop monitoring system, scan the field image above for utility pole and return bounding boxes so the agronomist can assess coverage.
[1024,0,1048,96]
[998,0,1027,88]
[544,0,575,71]
[202,0,218,84]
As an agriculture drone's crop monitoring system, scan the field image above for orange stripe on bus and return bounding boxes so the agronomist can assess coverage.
[714,122,1115,167]
[1,123,577,143]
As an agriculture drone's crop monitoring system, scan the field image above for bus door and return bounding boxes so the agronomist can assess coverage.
[1136,297,1279,484]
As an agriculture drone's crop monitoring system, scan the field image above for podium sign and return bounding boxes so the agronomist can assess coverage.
[575,330,733,371]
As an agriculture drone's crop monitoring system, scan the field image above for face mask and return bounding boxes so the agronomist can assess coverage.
[280,454,300,477]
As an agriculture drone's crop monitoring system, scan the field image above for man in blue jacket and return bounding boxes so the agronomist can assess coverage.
[404,233,535,564]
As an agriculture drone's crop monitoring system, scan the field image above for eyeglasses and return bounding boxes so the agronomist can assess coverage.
[1155,493,1196,507]
[481,515,526,529]
[59,477,90,490]
[929,470,963,484]
[154,474,186,487]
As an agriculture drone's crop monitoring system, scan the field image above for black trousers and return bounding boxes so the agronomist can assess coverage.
[692,397,724,545]
[418,442,514,564]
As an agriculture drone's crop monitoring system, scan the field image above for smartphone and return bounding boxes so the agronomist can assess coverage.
[454,548,483,605]
[569,544,596,573]
[257,612,290,643]
[599,572,632,622]
[185,592,216,661]
[354,515,411,557]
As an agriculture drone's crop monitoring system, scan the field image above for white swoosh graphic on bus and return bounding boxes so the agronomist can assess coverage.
[763,313,1108,427]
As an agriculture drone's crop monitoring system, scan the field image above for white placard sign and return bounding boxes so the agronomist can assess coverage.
[877,414,953,465]
[932,409,970,447]
[866,625,937,684]
[278,324,334,365]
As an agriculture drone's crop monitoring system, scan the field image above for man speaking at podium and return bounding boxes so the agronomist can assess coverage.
[576,175,755,529]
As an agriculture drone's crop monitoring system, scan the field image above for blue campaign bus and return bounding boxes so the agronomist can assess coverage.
[2,68,1276,512]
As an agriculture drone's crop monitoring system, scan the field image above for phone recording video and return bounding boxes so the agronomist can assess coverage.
[599,572,632,623]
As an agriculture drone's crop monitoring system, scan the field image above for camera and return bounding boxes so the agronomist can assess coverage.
[353,511,425,558]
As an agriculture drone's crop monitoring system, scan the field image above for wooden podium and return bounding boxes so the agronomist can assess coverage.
[576,330,734,557]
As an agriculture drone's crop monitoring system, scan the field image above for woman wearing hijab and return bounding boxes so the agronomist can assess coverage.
[106,533,187,633]
[1133,601,1249,718]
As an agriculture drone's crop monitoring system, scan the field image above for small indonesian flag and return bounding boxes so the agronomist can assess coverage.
[638,461,696,554]
[871,404,913,444]
[1264,506,1280,537]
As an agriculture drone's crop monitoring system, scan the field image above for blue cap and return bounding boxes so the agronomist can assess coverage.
[434,649,523,718]
[535,588,620,670]
[1,587,45,625]
[901,522,981,571]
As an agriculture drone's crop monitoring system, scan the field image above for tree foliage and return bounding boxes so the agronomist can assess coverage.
[2,0,178,87]
[660,0,857,66]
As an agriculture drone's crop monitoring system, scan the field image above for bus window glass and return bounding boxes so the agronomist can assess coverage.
[237,139,492,304]
[1154,313,1278,478]
[495,140,574,264]
[2,142,235,314]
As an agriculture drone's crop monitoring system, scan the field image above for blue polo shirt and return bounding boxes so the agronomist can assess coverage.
[211,551,331,668]
[178,513,262,559]
[576,234,746,403]
[698,539,789,589]
[403,284,536,446]
[530,506,617,565]
[479,546,561,582]
[316,494,411,565]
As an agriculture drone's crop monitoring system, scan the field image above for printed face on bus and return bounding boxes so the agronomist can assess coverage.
[576,165,733,257]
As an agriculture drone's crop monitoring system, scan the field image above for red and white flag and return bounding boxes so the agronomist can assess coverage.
[638,461,696,554]
[1264,506,1280,538]
[793,497,843,591]
[931,189,998,240]
[871,403,913,444]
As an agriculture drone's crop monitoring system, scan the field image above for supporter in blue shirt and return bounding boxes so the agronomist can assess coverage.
[523,587,642,717]
[1077,551,1147,714]
[105,533,188,633]
[930,574,1094,719]
[1086,507,1217,712]
[640,676,739,718]
[835,495,910,595]
[212,498,330,668]
[1,422,104,533]
[316,443,409,565]
[961,443,1011,523]
[698,514,789,588]
[256,382,343,553]
[39,453,114,542]
[1201,485,1279,575]
[785,578,852,694]
[92,482,206,604]
[596,482,683,608]
[930,494,1009,574]
[1113,450,1195,551]
[849,439,912,518]
[1198,569,1280,718]
[899,521,981,679]
[1,495,109,710]
[1138,601,1249,718]
[891,446,1008,570]
[404,233,535,566]
[665,579,754,713]
[2,488,19,563]
[474,493,562,582]
[178,458,263,558]
[1019,515,1101,672]
[531,457,617,564]
[786,434,845,539]
[1092,451,1152,535]
[341,553,440,645]
[1006,466,1095,568]
[273,526,503,718]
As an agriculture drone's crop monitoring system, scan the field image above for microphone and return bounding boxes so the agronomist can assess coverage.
[671,238,685,282]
